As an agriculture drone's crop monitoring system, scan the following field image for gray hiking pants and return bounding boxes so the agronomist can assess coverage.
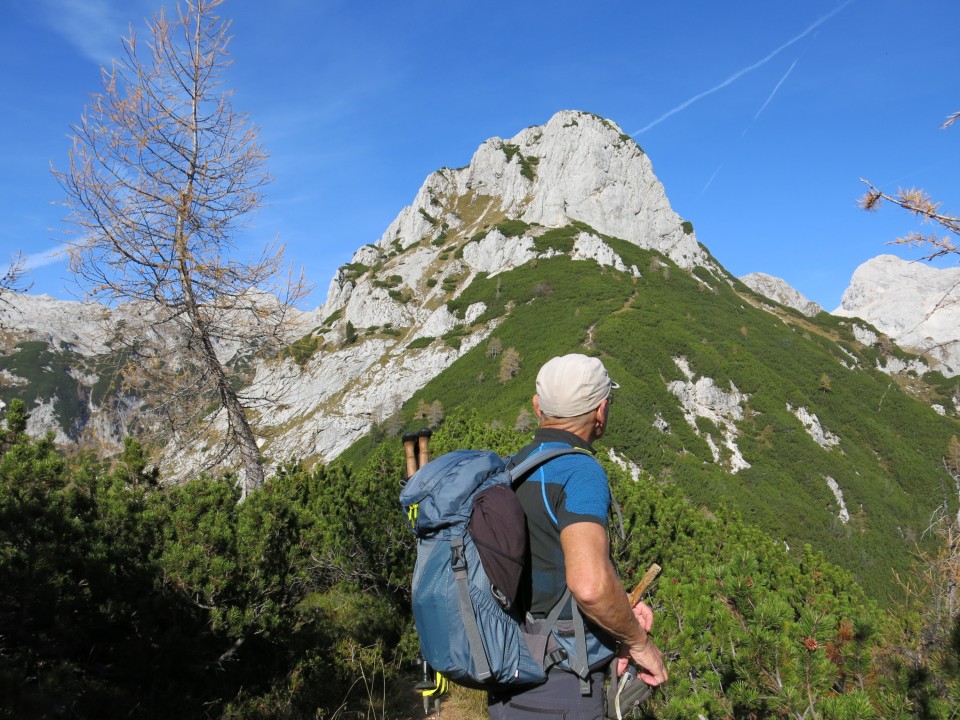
[488,669,607,720]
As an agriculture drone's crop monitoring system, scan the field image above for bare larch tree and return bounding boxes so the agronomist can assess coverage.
[53,0,308,498]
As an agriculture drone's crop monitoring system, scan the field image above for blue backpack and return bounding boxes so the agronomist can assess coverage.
[400,446,593,691]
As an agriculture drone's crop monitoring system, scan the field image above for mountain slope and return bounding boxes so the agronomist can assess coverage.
[338,237,959,601]
[739,272,824,317]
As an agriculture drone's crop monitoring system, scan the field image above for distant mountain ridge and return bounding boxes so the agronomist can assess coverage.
[2,111,957,465]
[739,272,824,317]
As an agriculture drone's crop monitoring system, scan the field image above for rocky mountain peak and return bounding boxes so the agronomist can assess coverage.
[218,110,715,475]
[324,110,709,318]
[834,254,960,377]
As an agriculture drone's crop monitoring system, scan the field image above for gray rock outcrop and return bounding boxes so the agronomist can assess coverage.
[834,254,960,377]
[740,272,823,317]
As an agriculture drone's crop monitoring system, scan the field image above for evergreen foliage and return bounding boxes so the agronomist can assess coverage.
[0,415,410,718]
[281,332,321,366]
[2,405,958,718]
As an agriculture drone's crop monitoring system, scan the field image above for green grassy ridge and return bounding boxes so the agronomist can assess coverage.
[344,247,959,603]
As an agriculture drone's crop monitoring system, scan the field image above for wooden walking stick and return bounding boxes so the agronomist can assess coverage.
[628,563,661,606]
[403,428,445,714]
[609,563,662,719]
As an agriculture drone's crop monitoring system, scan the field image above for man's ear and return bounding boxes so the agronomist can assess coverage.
[532,394,543,419]
[594,401,607,433]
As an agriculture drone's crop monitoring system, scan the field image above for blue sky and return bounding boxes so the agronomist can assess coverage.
[2,0,957,311]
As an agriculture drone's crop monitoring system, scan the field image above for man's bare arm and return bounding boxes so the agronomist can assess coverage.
[561,521,668,685]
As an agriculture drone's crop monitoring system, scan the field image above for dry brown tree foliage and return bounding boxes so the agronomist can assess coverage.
[53,0,310,497]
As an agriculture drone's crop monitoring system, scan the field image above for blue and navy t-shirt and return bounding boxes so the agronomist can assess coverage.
[510,428,611,619]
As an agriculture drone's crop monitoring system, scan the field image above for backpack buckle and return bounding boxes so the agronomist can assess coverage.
[450,535,467,572]
[546,648,568,669]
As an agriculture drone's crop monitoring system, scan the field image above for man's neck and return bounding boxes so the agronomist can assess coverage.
[538,421,596,446]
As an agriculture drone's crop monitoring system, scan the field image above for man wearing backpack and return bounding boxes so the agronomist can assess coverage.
[488,354,668,720]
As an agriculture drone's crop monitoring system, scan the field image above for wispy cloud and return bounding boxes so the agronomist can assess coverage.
[2,246,66,276]
[37,0,153,65]
[633,0,855,135]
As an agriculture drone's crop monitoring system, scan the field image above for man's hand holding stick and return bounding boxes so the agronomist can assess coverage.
[616,563,666,682]
[607,563,665,718]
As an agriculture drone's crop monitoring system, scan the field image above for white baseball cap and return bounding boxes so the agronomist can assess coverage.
[536,354,619,417]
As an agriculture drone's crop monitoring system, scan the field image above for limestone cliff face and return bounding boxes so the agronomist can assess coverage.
[324,110,708,319]
[834,254,960,377]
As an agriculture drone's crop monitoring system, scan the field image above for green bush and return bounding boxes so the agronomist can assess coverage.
[2,396,959,718]
[495,219,530,238]
[418,208,438,226]
[281,333,320,366]
[533,224,579,253]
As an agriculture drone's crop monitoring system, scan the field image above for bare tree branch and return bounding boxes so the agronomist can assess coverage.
[858,180,959,262]
[858,111,958,264]
[0,252,32,327]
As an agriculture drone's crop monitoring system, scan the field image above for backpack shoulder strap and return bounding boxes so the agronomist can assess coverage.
[506,446,591,487]
[514,445,626,540]
[451,534,492,682]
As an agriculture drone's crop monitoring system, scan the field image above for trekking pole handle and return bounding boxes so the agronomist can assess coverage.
[402,433,419,479]
[628,563,661,606]
[417,428,432,467]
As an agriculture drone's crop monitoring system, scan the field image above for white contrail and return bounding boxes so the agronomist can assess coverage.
[753,58,799,122]
[633,0,855,135]
[741,58,800,137]
[701,166,723,196]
